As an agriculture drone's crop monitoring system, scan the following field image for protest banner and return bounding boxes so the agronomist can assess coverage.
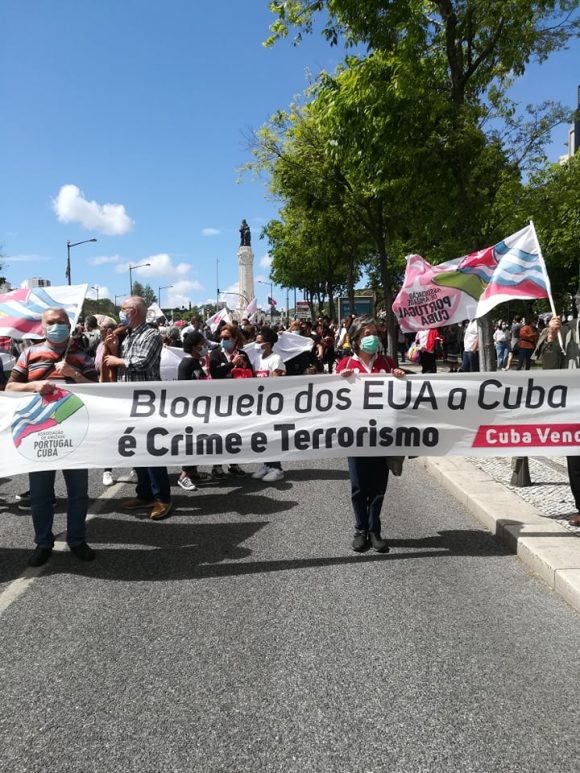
[1,372,579,477]
[392,224,551,332]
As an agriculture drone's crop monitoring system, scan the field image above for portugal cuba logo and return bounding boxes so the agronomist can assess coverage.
[12,388,89,462]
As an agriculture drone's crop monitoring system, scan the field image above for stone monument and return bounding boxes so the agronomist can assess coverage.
[237,219,255,318]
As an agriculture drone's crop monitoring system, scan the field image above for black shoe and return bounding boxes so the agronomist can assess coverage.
[17,491,31,510]
[369,532,390,553]
[69,542,96,561]
[228,464,246,477]
[28,546,53,567]
[352,531,370,553]
[212,465,226,479]
[17,492,56,511]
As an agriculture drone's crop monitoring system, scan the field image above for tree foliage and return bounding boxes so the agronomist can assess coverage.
[257,0,579,356]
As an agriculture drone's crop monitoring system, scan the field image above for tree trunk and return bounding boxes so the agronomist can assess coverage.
[327,283,335,321]
[347,253,356,317]
[478,315,496,372]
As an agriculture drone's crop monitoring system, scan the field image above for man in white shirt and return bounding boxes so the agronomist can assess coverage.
[460,319,479,372]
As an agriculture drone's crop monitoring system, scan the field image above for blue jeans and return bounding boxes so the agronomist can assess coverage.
[495,342,510,369]
[29,469,89,547]
[461,350,479,372]
[135,467,171,503]
[347,457,389,534]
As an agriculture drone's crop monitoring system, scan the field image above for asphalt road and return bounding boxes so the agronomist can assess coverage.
[0,460,579,773]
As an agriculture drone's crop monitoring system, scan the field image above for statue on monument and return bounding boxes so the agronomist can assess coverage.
[240,219,251,247]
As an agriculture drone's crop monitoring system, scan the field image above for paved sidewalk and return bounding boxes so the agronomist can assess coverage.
[397,359,580,611]
[424,456,580,613]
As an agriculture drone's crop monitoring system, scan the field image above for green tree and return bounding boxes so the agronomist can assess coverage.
[131,280,145,297]
[521,154,580,312]
[142,284,157,307]
[262,1,577,363]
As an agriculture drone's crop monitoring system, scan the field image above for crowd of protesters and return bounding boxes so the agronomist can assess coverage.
[0,299,578,569]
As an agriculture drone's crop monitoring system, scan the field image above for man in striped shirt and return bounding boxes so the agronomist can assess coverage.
[7,307,98,567]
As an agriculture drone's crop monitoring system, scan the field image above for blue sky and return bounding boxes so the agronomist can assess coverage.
[1,1,578,313]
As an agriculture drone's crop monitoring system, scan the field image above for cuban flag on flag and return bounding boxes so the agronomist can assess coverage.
[0,284,88,340]
[474,223,550,317]
[392,224,551,332]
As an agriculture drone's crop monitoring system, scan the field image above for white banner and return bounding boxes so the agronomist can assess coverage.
[1,372,579,476]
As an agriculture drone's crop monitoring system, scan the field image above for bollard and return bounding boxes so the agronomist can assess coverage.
[511,456,532,487]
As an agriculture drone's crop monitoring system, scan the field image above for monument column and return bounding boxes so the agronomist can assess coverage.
[237,219,254,317]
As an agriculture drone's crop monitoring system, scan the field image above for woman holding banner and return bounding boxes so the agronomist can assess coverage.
[336,317,406,553]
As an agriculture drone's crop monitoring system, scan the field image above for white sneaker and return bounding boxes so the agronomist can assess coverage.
[102,471,114,486]
[262,468,284,482]
[251,464,270,479]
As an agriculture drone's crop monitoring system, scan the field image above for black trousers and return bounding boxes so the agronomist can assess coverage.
[567,456,580,511]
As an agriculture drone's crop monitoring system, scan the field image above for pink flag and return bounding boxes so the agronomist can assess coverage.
[392,225,550,332]
[244,297,258,318]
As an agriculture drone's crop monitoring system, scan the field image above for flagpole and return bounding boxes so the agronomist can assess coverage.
[529,220,564,349]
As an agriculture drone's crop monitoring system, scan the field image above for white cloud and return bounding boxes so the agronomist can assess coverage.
[86,285,111,301]
[5,254,51,263]
[115,253,192,279]
[202,227,221,237]
[164,280,204,309]
[113,253,204,308]
[219,281,240,306]
[90,254,121,266]
[53,184,134,235]
[259,253,272,269]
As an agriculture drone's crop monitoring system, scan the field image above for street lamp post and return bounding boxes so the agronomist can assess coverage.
[221,291,249,309]
[158,285,173,311]
[114,294,124,313]
[128,263,151,295]
[91,286,100,312]
[257,279,274,320]
[66,238,97,285]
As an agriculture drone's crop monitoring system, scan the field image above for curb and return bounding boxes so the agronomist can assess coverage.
[423,457,580,614]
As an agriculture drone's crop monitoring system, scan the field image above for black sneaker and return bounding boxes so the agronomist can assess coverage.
[17,492,56,511]
[69,542,96,561]
[228,464,246,477]
[28,546,53,567]
[352,531,370,553]
[369,533,390,553]
[189,470,213,482]
[17,491,31,510]
[212,465,226,479]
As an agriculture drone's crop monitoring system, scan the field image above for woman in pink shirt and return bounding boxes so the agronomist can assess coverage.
[336,317,406,553]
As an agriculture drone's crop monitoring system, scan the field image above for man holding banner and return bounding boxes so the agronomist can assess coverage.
[6,307,98,567]
[104,296,172,520]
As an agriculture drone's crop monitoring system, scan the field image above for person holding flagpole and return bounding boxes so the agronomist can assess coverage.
[6,307,99,566]
[535,290,580,526]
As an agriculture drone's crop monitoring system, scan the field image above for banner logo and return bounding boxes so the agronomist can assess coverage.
[11,388,89,461]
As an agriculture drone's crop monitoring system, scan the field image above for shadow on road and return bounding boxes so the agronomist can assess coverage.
[12,527,509,584]
[94,491,300,519]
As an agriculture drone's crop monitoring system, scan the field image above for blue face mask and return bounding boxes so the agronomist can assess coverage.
[119,311,129,325]
[45,323,70,344]
[360,334,380,354]
[221,339,234,352]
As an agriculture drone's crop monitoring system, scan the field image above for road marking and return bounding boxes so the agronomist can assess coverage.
[0,481,127,617]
